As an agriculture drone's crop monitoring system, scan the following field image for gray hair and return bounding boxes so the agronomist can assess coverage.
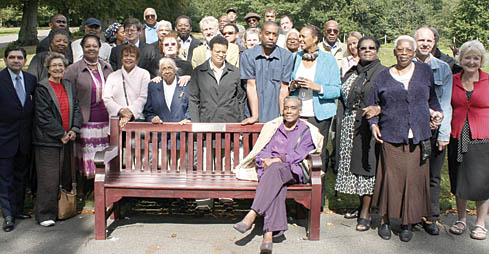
[456,40,489,68]
[286,28,300,38]
[157,20,172,31]
[43,51,69,68]
[394,35,417,51]
[158,57,179,73]
[284,96,302,109]
[199,16,219,31]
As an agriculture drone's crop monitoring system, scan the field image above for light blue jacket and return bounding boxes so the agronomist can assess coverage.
[416,56,453,142]
[291,50,341,120]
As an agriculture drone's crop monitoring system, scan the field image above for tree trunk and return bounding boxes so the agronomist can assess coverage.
[17,0,39,46]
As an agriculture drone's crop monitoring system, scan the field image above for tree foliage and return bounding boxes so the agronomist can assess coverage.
[449,0,489,46]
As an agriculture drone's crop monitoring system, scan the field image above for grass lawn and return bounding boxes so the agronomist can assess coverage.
[0,27,20,36]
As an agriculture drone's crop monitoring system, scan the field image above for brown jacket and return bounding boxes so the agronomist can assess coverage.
[64,59,113,122]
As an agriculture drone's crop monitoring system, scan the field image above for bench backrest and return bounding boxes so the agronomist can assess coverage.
[109,118,263,175]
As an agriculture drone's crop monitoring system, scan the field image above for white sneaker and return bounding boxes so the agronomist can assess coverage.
[40,220,55,227]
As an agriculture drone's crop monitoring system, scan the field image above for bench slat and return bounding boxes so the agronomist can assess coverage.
[233,133,239,168]
[243,133,249,158]
[196,133,203,171]
[135,132,141,171]
[125,131,132,170]
[215,133,222,172]
[143,131,150,170]
[205,133,212,171]
[224,133,231,171]
[187,133,194,171]
[170,132,177,170]
[151,131,158,171]
[180,132,186,172]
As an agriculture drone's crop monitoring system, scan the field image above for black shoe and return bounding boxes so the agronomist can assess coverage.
[422,219,440,235]
[2,216,15,232]
[378,223,391,240]
[15,214,32,220]
[399,225,413,242]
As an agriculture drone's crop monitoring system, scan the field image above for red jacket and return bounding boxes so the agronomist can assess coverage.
[451,69,489,139]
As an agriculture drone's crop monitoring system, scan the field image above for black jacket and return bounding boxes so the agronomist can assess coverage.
[334,60,385,176]
[189,61,245,122]
[0,68,36,158]
[33,78,82,147]
[434,47,463,74]
[184,35,202,64]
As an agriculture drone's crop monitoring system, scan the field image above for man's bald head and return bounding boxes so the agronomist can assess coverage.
[323,20,340,45]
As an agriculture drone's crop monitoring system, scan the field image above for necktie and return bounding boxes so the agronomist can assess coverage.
[15,75,26,106]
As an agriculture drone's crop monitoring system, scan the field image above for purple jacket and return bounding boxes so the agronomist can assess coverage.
[255,120,315,181]
[367,62,441,144]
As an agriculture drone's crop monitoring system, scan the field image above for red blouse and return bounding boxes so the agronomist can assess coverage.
[49,80,70,131]
[451,70,489,139]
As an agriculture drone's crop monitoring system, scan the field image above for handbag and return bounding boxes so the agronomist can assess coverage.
[58,143,77,220]
[294,128,310,184]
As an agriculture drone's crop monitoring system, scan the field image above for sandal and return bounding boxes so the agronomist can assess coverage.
[356,218,371,231]
[470,225,488,240]
[449,220,467,235]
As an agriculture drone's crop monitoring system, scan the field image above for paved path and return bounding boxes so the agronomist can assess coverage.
[0,28,77,48]
[1,212,488,254]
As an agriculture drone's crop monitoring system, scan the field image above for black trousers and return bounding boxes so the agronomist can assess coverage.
[34,145,72,222]
[429,129,446,219]
[304,117,331,208]
[0,151,28,218]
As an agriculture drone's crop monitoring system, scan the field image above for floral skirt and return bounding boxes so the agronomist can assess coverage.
[75,122,109,177]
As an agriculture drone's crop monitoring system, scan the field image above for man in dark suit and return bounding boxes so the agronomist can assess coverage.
[189,36,245,123]
[0,46,36,232]
[175,15,202,64]
[109,18,149,71]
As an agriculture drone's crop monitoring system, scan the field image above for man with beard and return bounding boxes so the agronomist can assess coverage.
[240,21,294,124]
[191,16,240,68]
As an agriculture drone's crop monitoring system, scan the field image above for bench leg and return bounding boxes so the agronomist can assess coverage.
[113,201,121,221]
[94,179,106,240]
[308,182,322,240]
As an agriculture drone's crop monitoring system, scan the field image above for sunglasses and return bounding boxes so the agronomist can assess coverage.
[145,14,156,19]
[360,46,376,51]
[222,31,235,36]
[327,29,339,34]
[164,42,177,47]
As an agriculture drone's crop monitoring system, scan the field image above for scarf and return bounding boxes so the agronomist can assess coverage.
[344,59,383,110]
[83,58,105,104]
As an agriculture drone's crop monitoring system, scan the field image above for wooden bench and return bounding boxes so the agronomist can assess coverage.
[94,117,322,240]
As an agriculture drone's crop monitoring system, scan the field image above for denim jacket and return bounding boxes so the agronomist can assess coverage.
[291,50,342,120]
[425,56,453,142]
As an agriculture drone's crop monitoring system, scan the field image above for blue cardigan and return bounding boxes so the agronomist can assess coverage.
[291,50,341,120]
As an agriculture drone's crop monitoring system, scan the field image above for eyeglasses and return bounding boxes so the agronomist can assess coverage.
[359,46,376,51]
[164,42,177,47]
[145,14,156,19]
[49,64,64,68]
[327,29,339,34]
[125,28,138,34]
[287,38,299,41]
[222,31,235,36]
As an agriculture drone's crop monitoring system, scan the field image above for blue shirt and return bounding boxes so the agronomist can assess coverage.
[291,50,341,120]
[144,24,158,44]
[240,45,294,123]
[8,68,25,94]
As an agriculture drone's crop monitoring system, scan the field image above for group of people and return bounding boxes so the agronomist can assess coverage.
[1,6,488,253]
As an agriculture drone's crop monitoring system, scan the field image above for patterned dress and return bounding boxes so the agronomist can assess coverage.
[334,73,376,195]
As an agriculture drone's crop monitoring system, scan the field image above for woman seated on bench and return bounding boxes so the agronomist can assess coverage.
[233,96,320,253]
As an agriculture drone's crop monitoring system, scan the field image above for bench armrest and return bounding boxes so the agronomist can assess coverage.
[94,145,119,174]
[306,154,322,171]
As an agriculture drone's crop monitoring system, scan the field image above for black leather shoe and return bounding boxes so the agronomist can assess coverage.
[399,225,413,242]
[15,214,32,220]
[2,216,15,232]
[422,220,440,235]
[378,223,391,240]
